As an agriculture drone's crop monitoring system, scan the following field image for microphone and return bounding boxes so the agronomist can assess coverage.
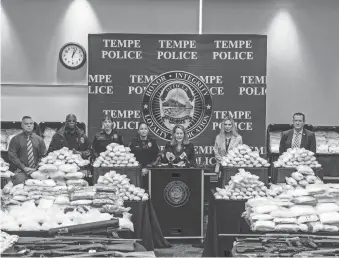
[179,152,190,167]
[166,152,175,168]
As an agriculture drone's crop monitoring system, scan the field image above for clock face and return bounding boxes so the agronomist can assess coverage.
[59,43,86,69]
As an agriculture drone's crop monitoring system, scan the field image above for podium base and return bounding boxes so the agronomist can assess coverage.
[149,168,204,239]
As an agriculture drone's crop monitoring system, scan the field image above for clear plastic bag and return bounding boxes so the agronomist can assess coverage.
[252,220,275,232]
[275,223,299,232]
[70,191,95,201]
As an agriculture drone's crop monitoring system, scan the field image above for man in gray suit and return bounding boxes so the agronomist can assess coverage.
[279,112,316,154]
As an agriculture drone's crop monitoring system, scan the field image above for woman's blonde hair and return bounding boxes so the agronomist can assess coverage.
[170,124,190,146]
[216,117,239,149]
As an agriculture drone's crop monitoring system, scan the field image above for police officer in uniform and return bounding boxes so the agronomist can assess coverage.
[129,122,159,189]
[91,115,123,159]
[48,114,90,159]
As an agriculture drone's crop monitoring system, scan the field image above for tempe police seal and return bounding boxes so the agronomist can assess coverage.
[164,181,190,207]
[142,71,213,140]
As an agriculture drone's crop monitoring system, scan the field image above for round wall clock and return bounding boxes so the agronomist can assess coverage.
[59,42,86,69]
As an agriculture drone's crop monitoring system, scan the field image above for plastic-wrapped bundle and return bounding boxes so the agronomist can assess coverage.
[0,230,19,254]
[252,220,275,232]
[95,185,117,192]
[66,179,88,187]
[54,196,70,205]
[275,224,299,232]
[0,130,8,151]
[43,127,57,149]
[0,158,14,178]
[30,171,49,180]
[92,199,117,207]
[0,130,8,143]
[70,200,92,206]
[100,204,131,214]
[269,132,282,153]
[94,192,119,200]
[70,191,95,201]
[65,172,85,180]
[327,131,339,138]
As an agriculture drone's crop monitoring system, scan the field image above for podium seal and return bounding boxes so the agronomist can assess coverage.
[164,180,190,207]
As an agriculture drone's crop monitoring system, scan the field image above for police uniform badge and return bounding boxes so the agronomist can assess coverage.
[80,137,85,144]
[113,134,118,139]
[148,142,152,148]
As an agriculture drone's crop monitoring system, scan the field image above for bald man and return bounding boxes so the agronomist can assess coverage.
[47,114,90,159]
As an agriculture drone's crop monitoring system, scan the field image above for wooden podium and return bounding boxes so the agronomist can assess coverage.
[149,167,204,239]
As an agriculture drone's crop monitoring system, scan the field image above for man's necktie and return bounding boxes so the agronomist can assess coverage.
[293,133,300,148]
[27,136,35,168]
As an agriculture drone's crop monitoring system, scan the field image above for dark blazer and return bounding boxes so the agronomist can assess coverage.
[162,142,196,165]
[279,128,316,154]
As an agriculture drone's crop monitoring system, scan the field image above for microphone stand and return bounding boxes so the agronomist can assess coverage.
[168,157,174,168]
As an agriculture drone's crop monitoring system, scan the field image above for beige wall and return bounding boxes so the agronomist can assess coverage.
[204,0,339,125]
[1,0,339,126]
[1,0,199,124]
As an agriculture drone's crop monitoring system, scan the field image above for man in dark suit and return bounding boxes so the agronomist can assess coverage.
[279,112,316,154]
[8,116,47,185]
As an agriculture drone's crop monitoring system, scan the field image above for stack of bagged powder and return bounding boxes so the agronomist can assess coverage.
[220,145,270,168]
[68,186,130,214]
[34,147,89,187]
[93,143,139,168]
[244,182,339,233]
[0,158,14,178]
[0,200,120,231]
[2,180,70,206]
[285,168,322,189]
[315,130,339,153]
[274,148,321,168]
[1,147,92,207]
[214,169,268,200]
[95,171,149,201]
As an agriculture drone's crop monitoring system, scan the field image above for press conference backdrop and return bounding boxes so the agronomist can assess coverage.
[88,34,267,165]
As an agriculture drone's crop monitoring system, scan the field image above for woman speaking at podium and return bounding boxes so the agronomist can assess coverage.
[214,117,243,172]
[160,125,196,167]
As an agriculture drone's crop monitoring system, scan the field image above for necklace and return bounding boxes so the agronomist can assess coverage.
[176,145,182,152]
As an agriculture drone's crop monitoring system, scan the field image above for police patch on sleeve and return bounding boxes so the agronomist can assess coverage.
[164,181,190,207]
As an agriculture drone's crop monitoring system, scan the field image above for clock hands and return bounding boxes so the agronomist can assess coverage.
[72,49,76,58]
